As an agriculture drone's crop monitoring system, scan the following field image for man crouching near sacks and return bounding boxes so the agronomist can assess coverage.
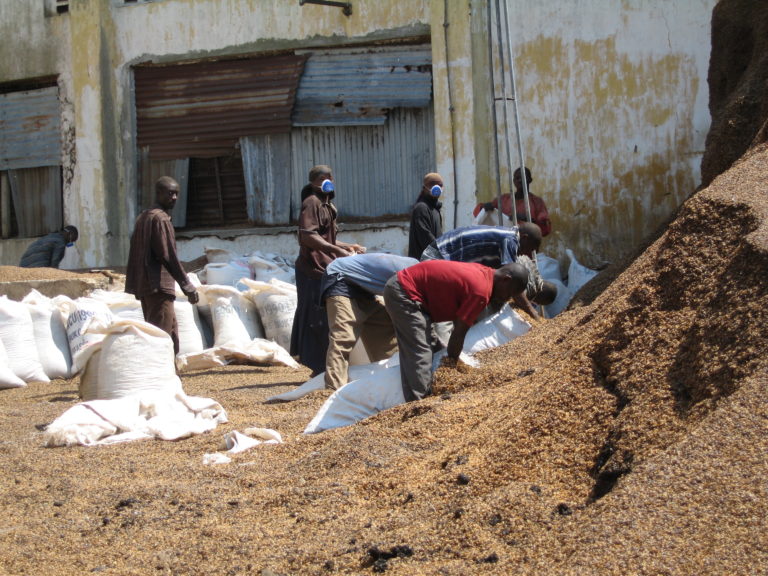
[383,259,529,402]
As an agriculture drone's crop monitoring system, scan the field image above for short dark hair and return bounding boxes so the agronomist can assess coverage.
[514,167,533,183]
[495,262,529,293]
[533,281,558,306]
[308,165,332,183]
[63,225,78,242]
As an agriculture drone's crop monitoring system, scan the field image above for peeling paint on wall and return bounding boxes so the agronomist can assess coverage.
[473,1,713,269]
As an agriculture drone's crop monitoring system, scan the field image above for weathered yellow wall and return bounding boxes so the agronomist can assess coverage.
[469,1,714,268]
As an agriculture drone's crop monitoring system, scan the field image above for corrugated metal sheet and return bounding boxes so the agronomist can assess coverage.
[241,134,292,225]
[292,46,433,126]
[135,54,307,160]
[290,105,435,220]
[8,166,62,237]
[0,87,61,170]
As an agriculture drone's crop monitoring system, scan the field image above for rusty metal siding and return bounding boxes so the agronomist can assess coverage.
[290,105,435,221]
[8,166,62,237]
[134,54,307,160]
[292,46,433,126]
[0,87,61,170]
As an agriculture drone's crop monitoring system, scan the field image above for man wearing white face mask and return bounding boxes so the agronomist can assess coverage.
[408,172,444,259]
[291,164,366,376]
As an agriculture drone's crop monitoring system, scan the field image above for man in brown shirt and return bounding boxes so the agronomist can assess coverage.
[125,176,199,355]
[290,164,364,375]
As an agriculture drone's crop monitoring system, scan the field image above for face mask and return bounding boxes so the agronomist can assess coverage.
[429,184,443,198]
[321,179,335,194]
[66,242,75,248]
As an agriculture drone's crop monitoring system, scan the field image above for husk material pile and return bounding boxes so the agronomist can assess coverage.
[1,145,766,575]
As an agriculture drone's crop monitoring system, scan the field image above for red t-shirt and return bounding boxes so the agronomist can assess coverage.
[396,260,494,325]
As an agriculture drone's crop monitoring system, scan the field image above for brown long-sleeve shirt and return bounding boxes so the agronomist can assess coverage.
[295,192,339,279]
[125,207,195,298]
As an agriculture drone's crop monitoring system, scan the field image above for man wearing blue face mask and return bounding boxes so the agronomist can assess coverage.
[291,164,366,376]
[408,172,444,259]
[19,225,79,269]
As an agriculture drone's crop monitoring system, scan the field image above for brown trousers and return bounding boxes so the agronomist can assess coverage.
[324,295,398,390]
[140,292,179,355]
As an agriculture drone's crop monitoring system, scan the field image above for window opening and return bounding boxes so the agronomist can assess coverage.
[185,155,248,229]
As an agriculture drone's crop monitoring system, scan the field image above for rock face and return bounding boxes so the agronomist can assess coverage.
[701,0,768,187]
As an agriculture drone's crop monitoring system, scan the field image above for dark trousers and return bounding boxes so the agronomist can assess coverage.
[383,275,434,402]
[290,268,329,375]
[140,292,179,355]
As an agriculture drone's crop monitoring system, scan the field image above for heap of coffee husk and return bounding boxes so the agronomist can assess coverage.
[0,145,765,575]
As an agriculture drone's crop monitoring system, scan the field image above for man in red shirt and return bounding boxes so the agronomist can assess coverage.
[383,259,529,401]
[125,176,199,355]
[472,167,552,236]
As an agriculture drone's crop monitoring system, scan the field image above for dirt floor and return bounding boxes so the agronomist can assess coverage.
[1,143,767,575]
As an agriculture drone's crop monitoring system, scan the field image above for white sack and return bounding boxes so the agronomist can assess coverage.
[565,248,599,296]
[304,365,405,434]
[176,338,299,372]
[221,428,282,454]
[0,295,49,383]
[239,278,297,351]
[0,337,26,389]
[543,278,571,318]
[44,390,228,447]
[266,355,398,403]
[472,207,512,227]
[82,319,181,401]
[55,296,114,375]
[248,252,295,284]
[204,246,238,264]
[22,290,72,379]
[78,349,101,400]
[88,289,144,321]
[175,299,205,355]
[205,262,251,287]
[202,285,264,345]
[536,253,563,283]
[463,304,531,352]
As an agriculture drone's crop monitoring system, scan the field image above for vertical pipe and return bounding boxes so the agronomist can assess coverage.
[486,0,503,227]
[495,0,517,227]
[442,0,460,230]
[502,0,532,224]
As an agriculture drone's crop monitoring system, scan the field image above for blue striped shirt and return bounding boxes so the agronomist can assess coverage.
[434,225,520,266]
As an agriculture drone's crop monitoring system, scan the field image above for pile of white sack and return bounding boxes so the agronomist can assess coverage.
[0,247,302,447]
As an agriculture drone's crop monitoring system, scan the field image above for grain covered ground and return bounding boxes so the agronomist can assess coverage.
[1,144,766,575]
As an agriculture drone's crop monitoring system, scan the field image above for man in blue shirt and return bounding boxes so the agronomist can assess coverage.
[19,226,78,268]
[319,253,418,390]
[420,222,541,267]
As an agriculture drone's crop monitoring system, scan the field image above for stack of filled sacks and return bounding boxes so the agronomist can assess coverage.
[0,291,70,389]
[171,245,298,371]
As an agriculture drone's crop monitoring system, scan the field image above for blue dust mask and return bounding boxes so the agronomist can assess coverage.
[321,179,335,194]
[66,243,75,248]
[430,184,443,198]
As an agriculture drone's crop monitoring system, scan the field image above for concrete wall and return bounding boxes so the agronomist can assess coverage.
[468,1,715,268]
[0,0,715,272]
